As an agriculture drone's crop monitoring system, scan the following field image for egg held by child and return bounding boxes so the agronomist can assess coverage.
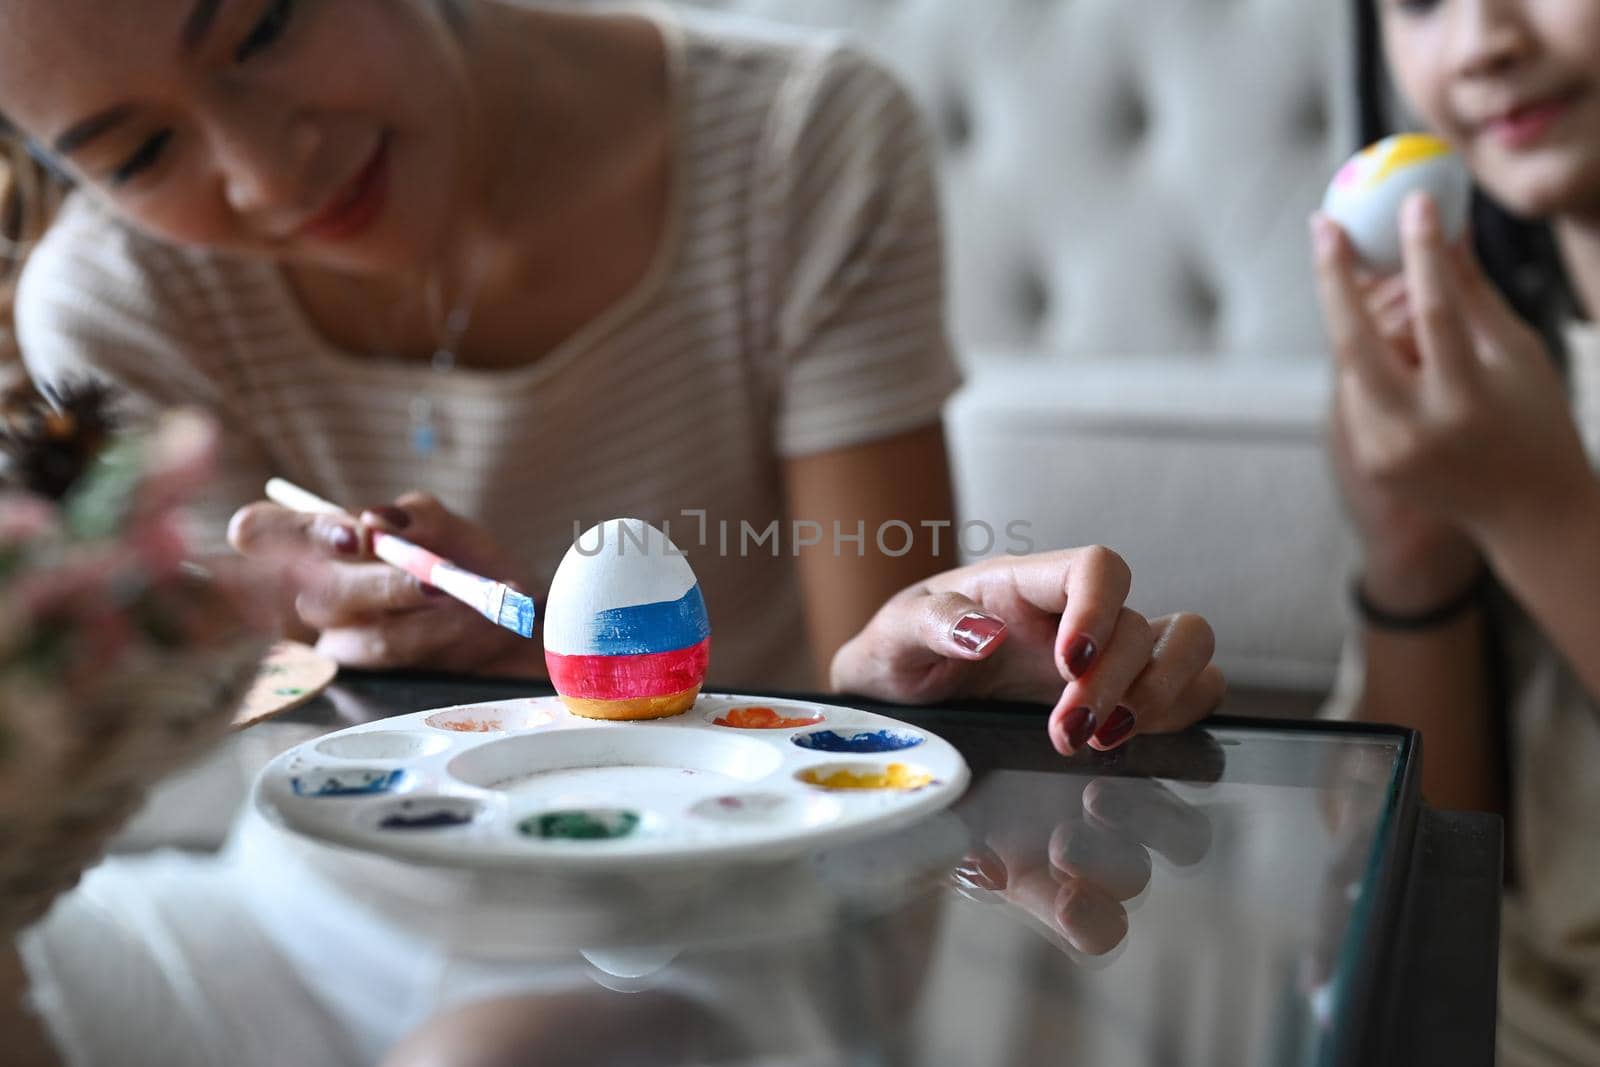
[1322,133,1471,273]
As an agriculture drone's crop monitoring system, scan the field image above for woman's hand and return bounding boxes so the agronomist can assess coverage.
[953,734,1221,958]
[829,548,1225,757]
[227,491,538,675]
[1311,195,1592,579]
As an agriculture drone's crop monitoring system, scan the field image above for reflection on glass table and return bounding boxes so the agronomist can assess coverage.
[11,675,1470,1067]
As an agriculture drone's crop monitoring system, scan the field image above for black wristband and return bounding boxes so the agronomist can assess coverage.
[1352,568,1491,631]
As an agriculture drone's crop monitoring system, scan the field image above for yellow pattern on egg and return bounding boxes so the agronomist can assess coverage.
[1366,133,1453,189]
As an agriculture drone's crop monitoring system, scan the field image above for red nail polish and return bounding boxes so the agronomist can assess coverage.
[1060,706,1096,750]
[364,505,411,530]
[328,526,360,557]
[1093,706,1137,749]
[1064,634,1097,677]
[952,613,1005,654]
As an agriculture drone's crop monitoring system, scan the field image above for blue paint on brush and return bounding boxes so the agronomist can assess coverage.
[791,729,925,754]
[499,590,537,639]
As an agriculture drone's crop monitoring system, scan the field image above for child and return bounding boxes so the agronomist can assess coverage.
[1315,2,1600,1061]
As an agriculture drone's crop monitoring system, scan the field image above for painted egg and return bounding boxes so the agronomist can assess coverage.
[1322,133,1471,273]
[543,518,711,720]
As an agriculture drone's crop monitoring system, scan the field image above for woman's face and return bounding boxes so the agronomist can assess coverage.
[0,0,477,274]
[1380,0,1600,219]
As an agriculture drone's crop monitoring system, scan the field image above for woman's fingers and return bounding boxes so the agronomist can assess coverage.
[828,588,999,702]
[1048,819,1153,901]
[1108,613,1223,739]
[1047,606,1153,755]
[228,501,366,562]
[314,604,475,670]
[1082,777,1213,868]
[1047,611,1221,756]
[292,561,434,630]
[984,546,1130,681]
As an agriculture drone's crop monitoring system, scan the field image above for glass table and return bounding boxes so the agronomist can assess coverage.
[14,674,1501,1067]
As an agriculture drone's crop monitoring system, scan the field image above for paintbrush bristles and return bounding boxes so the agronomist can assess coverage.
[499,590,537,639]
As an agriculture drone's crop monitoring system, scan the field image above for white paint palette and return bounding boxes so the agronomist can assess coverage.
[253,694,970,871]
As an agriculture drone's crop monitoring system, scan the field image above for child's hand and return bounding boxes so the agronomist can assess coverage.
[227,491,537,675]
[1311,243,1484,607]
[828,549,1225,757]
[1312,194,1594,563]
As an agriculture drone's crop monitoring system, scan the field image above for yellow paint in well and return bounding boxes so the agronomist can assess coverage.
[799,762,933,792]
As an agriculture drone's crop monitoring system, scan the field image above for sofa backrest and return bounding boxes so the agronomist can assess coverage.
[675,0,1362,692]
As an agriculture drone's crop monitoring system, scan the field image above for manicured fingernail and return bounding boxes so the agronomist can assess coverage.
[952,612,1006,654]
[1064,634,1097,678]
[363,506,411,530]
[1061,706,1097,751]
[327,525,360,557]
[1092,706,1137,749]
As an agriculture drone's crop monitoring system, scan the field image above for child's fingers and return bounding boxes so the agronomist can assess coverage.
[1400,193,1479,386]
[1450,240,1543,359]
[1311,213,1409,403]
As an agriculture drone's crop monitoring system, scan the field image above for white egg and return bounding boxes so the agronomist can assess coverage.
[543,518,711,721]
[1322,133,1471,273]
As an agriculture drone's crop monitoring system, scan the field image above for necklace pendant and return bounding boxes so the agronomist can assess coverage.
[411,422,437,457]
[409,395,438,457]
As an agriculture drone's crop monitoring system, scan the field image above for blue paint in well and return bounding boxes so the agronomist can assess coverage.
[791,728,924,754]
[380,800,478,830]
[291,768,410,798]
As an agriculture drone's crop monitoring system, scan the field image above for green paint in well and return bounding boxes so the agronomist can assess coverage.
[521,809,641,841]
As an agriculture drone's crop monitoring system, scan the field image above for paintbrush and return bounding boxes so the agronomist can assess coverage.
[264,478,536,639]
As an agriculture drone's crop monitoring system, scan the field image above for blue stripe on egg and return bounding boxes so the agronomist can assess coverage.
[584,584,710,655]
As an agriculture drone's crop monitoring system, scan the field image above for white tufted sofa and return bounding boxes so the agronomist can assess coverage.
[677,0,1360,697]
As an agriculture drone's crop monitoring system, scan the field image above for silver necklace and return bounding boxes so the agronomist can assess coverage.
[408,260,487,458]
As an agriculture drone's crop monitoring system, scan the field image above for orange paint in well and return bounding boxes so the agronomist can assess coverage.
[714,705,824,729]
[438,717,500,733]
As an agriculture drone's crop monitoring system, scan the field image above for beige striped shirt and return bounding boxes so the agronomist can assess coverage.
[16,5,961,690]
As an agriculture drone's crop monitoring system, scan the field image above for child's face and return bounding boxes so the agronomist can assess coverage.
[0,0,477,275]
[1380,0,1600,219]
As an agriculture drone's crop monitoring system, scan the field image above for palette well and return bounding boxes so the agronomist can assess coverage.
[253,694,970,871]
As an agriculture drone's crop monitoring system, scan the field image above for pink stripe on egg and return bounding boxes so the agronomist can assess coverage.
[545,638,712,700]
